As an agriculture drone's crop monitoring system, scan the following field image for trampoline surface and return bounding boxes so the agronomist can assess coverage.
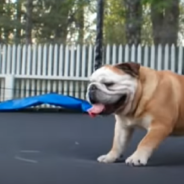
[0,112,184,184]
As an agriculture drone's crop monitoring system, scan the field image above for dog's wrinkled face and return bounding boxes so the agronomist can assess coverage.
[86,62,140,116]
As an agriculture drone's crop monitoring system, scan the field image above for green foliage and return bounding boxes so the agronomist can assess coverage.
[0,0,182,45]
[103,0,126,44]
[141,4,153,45]
[32,0,76,43]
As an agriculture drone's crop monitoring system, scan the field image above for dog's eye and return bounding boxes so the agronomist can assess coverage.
[104,82,114,87]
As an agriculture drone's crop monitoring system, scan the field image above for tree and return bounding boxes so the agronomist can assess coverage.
[103,0,142,45]
[0,0,181,45]
[75,0,84,44]
[0,0,6,43]
[123,0,142,45]
[150,0,179,45]
[32,0,76,44]
[25,0,33,44]
[0,1,15,43]
[103,0,126,44]
[14,0,22,44]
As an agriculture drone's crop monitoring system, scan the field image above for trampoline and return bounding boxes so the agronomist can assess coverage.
[0,112,184,184]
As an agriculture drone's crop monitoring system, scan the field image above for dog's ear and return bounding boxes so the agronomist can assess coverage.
[115,62,140,77]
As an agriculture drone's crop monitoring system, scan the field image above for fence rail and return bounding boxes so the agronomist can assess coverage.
[0,44,184,108]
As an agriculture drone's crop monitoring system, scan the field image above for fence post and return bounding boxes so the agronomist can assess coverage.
[4,75,14,101]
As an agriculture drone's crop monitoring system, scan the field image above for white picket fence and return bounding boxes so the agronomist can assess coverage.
[0,44,183,108]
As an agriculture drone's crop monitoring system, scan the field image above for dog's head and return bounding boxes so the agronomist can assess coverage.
[86,62,140,116]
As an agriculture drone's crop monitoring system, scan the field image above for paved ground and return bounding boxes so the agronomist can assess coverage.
[0,112,183,184]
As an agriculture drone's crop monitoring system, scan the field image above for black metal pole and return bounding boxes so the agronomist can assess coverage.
[94,0,104,71]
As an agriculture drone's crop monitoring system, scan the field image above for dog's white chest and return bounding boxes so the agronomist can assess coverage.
[116,115,152,130]
[136,116,152,130]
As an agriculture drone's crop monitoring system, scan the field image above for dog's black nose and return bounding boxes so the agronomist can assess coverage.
[90,84,97,91]
[89,93,96,104]
[89,84,97,103]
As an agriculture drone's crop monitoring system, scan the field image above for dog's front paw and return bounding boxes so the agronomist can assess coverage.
[97,154,118,163]
[125,151,148,166]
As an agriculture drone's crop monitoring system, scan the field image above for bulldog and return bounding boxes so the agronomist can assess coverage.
[86,62,184,166]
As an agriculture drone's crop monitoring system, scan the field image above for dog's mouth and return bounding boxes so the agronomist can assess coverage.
[87,94,127,117]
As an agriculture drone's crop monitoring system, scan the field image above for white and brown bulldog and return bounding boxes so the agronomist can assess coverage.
[86,62,184,166]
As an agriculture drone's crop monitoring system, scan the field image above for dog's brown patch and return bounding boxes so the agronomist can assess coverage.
[104,65,125,75]
[115,62,140,77]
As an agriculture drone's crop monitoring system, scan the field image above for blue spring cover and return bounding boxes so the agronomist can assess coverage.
[0,93,92,112]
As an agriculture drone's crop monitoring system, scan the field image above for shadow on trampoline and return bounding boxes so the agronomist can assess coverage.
[148,152,184,167]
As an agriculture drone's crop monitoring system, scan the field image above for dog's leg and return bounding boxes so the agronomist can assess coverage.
[97,121,134,163]
[125,124,172,166]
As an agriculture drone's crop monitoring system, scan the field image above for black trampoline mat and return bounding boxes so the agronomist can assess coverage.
[0,112,184,184]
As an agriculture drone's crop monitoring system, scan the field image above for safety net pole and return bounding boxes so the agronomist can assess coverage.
[94,0,104,71]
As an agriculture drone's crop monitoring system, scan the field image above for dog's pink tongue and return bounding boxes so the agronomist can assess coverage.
[88,104,105,118]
